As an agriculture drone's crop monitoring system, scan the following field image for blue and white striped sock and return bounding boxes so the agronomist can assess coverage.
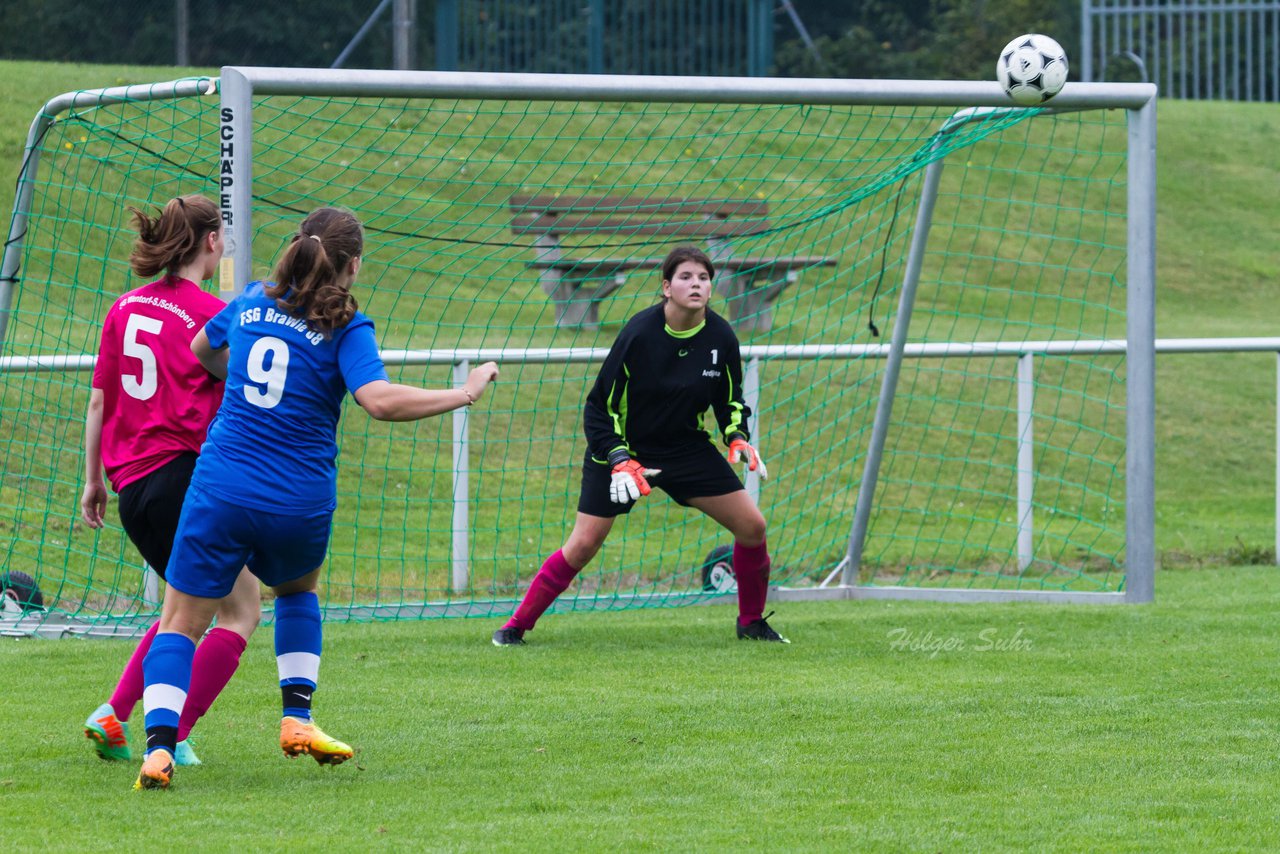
[142,632,196,755]
[275,591,322,720]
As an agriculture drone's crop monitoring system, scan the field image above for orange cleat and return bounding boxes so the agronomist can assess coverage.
[134,749,175,790]
[280,716,353,766]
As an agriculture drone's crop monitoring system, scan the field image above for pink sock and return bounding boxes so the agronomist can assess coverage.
[177,627,247,742]
[108,620,159,721]
[506,549,580,631]
[733,538,771,626]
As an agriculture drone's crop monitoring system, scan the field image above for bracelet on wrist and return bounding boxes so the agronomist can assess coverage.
[461,387,475,406]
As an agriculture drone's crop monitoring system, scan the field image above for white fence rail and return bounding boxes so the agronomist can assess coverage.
[6,334,1280,586]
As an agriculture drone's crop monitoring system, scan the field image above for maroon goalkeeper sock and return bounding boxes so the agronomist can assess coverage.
[733,538,771,626]
[177,627,247,742]
[108,620,159,721]
[506,549,580,630]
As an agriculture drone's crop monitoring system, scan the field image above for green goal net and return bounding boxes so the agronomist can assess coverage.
[0,73,1147,636]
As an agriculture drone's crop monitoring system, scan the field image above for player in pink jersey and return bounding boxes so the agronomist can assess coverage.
[80,194,262,767]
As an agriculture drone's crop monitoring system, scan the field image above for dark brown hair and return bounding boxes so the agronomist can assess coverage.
[267,207,363,334]
[127,194,221,280]
[661,245,715,282]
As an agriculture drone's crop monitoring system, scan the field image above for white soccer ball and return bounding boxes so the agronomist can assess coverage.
[997,33,1069,106]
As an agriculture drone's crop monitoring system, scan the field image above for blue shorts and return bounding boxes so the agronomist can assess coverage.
[165,485,333,599]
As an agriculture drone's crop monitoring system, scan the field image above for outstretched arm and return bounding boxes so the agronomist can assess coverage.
[354,361,499,422]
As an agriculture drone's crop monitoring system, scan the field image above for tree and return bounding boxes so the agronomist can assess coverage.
[0,0,402,69]
[774,0,1078,81]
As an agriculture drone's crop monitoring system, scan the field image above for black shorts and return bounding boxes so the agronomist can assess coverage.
[577,442,745,518]
[116,452,198,579]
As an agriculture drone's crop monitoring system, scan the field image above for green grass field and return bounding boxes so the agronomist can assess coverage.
[1,59,1279,849]
[3,565,1278,850]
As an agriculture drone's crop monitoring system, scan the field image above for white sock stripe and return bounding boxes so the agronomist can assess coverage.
[142,683,188,716]
[277,651,321,684]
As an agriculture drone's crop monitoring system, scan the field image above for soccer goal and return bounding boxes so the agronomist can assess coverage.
[0,69,1156,637]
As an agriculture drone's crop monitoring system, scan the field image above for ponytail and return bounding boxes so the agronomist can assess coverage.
[266,207,363,335]
[128,194,220,281]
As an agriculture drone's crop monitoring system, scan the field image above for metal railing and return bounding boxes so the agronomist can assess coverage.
[1083,0,1280,100]
[8,334,1280,592]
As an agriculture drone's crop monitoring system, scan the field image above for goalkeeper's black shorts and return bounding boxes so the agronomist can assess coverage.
[577,441,745,518]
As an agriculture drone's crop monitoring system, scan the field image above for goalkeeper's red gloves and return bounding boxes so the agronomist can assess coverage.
[609,457,661,505]
[727,437,769,481]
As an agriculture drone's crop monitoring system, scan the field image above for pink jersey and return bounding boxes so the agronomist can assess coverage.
[92,277,226,492]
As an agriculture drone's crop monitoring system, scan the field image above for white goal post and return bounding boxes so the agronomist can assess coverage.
[0,68,1158,639]
[216,67,1158,605]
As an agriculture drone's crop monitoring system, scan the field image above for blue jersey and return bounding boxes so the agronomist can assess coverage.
[191,282,388,513]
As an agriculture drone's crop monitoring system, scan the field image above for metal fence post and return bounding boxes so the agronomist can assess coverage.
[435,0,458,71]
[452,359,470,592]
[744,357,761,503]
[588,0,605,74]
[175,0,190,66]
[218,67,253,297]
[393,0,417,70]
[142,566,161,605]
[1123,95,1157,603]
[1017,353,1035,570]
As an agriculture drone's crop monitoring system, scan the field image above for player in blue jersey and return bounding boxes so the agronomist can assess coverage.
[134,207,499,790]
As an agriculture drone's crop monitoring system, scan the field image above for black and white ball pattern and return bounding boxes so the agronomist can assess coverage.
[997,34,1069,106]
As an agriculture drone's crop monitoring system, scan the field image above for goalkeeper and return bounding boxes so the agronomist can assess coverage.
[493,245,786,646]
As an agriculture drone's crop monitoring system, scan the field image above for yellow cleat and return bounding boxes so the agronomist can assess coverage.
[134,749,175,790]
[280,716,353,766]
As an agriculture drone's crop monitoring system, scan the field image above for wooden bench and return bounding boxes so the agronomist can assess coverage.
[510,194,835,331]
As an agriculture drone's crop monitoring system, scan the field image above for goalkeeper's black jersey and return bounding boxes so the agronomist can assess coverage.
[583,304,751,461]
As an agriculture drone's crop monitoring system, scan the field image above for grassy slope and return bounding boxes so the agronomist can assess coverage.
[1,60,1278,570]
[2,566,1278,851]
[1150,100,1280,559]
[0,61,214,215]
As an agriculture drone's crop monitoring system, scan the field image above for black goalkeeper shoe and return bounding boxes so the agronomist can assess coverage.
[492,626,527,646]
[736,611,790,643]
